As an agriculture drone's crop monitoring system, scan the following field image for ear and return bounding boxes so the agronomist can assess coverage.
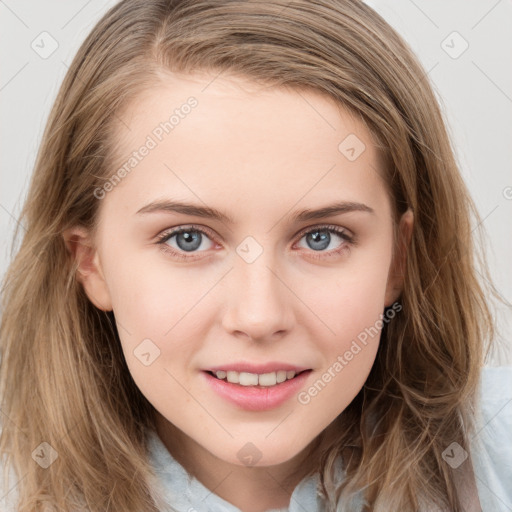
[62,226,113,312]
[384,209,414,307]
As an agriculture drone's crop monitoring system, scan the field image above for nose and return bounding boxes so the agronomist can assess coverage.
[221,252,295,342]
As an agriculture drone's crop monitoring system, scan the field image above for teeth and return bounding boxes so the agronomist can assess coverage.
[276,370,287,383]
[215,369,299,386]
[226,371,239,383]
[239,372,259,386]
[258,372,277,386]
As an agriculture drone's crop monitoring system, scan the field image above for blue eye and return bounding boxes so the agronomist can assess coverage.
[296,226,353,253]
[163,229,212,252]
[156,224,355,261]
[156,226,216,260]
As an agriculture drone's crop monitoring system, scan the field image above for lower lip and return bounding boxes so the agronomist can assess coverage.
[202,370,312,411]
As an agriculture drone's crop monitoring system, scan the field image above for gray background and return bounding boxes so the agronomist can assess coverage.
[1,0,511,364]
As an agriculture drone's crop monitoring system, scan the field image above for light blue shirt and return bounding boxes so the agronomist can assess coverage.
[147,428,357,512]
[470,366,512,510]
[1,366,511,511]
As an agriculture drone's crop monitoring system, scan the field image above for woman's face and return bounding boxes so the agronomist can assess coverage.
[70,72,411,469]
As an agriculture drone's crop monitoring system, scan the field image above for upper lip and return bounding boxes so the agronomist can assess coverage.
[205,362,311,374]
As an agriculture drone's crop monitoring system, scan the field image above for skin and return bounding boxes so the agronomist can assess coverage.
[64,72,413,512]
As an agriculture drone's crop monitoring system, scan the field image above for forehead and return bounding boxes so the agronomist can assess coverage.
[100,72,390,221]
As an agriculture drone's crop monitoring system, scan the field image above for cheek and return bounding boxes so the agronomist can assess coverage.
[107,258,207,408]
[101,249,211,384]
[296,294,384,425]
[295,249,392,412]
[105,247,207,334]
[305,250,392,341]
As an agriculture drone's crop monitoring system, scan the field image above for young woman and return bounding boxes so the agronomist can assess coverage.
[1,1,509,510]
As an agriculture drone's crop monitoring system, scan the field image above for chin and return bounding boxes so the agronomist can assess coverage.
[218,439,311,469]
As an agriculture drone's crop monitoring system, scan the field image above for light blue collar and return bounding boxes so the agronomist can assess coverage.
[146,429,332,512]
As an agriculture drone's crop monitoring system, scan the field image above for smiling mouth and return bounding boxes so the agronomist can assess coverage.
[205,369,311,388]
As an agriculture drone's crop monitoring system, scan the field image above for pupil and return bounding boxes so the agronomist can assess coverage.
[176,231,201,251]
[307,230,330,251]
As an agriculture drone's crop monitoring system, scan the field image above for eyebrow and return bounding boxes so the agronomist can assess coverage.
[135,199,375,223]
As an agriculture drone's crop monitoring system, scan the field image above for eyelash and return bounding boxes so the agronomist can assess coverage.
[155,223,356,261]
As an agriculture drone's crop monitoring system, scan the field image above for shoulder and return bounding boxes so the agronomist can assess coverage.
[470,365,512,511]
[0,442,20,511]
[0,420,24,512]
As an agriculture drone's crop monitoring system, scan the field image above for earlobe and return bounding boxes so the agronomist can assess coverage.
[384,209,414,307]
[62,226,113,312]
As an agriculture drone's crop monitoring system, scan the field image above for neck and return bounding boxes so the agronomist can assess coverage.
[153,413,338,512]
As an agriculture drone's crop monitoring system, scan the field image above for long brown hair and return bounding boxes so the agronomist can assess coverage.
[0,1,504,510]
